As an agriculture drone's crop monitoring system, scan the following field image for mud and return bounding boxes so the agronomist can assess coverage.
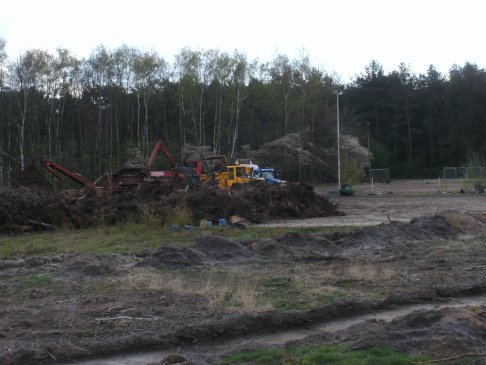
[3,185,486,364]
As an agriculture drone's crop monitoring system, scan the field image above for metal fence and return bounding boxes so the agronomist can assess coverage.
[443,166,486,180]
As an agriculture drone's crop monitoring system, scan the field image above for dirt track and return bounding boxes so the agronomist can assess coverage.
[262,180,486,227]
[3,180,486,364]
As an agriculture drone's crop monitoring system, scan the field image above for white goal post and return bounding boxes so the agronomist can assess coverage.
[371,168,390,183]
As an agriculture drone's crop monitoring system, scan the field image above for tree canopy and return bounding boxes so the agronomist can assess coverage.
[0,39,485,184]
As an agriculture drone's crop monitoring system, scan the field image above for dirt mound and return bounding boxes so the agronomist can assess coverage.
[265,232,341,261]
[153,354,191,365]
[340,215,457,249]
[194,235,253,261]
[442,210,486,237]
[348,306,486,358]
[139,246,205,268]
[58,253,127,279]
[250,238,293,258]
[0,182,339,232]
[186,182,340,223]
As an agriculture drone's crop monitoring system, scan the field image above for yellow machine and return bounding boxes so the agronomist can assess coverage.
[214,165,253,189]
[196,156,256,189]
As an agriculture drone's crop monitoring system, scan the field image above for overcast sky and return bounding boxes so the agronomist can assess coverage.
[1,0,484,81]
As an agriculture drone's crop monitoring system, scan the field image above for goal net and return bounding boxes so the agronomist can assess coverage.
[371,168,390,183]
[443,167,486,180]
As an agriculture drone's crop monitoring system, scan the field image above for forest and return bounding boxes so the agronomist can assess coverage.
[1,37,486,185]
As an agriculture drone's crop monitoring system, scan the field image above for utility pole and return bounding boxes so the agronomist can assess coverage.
[367,122,371,181]
[333,91,342,190]
[0,145,3,186]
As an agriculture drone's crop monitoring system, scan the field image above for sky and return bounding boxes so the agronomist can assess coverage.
[1,0,485,82]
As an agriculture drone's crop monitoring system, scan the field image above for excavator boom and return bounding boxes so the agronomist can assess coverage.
[39,157,100,195]
[147,140,177,169]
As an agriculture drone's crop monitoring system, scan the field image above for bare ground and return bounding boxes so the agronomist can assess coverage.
[2,180,486,364]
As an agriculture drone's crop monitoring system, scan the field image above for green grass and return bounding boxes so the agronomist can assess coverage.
[0,224,356,259]
[222,345,431,365]
[19,274,53,286]
[257,277,347,310]
[2,273,57,299]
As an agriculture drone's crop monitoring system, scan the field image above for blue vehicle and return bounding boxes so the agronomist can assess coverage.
[235,159,285,185]
[253,167,285,185]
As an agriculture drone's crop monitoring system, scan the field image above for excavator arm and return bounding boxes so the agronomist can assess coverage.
[147,140,177,169]
[39,157,100,195]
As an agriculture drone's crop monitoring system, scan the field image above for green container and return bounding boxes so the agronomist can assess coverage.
[339,184,354,196]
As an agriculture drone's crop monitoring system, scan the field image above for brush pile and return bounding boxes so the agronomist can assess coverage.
[0,182,340,232]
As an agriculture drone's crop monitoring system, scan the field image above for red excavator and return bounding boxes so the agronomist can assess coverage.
[109,140,200,193]
[38,157,101,195]
[146,139,199,189]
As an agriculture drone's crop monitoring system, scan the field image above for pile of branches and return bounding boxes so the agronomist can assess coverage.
[186,181,340,223]
[0,182,340,232]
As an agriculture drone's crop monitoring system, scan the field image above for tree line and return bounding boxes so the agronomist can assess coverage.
[0,38,485,185]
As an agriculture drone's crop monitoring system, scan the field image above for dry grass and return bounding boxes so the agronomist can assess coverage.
[118,269,187,293]
[346,262,396,281]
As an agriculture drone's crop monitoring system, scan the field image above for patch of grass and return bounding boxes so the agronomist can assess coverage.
[3,274,57,299]
[257,277,346,310]
[19,274,53,287]
[0,225,356,259]
[222,345,431,365]
[222,348,284,365]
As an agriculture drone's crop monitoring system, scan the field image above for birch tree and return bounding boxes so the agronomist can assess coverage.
[9,50,49,169]
[112,45,136,161]
[212,52,233,154]
[85,46,114,173]
[174,48,199,156]
[196,49,218,152]
[0,38,6,184]
[133,50,165,151]
[228,51,255,161]
[269,54,293,135]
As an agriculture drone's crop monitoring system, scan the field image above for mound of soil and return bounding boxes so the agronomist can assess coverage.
[139,246,205,268]
[186,182,339,223]
[58,253,125,279]
[442,210,486,237]
[348,306,486,358]
[339,215,458,249]
[268,232,341,261]
[250,238,293,258]
[0,182,339,232]
[194,235,253,262]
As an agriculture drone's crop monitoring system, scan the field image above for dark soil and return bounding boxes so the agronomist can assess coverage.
[139,246,206,268]
[338,214,458,250]
[300,305,486,360]
[0,182,339,232]
[194,235,253,262]
[3,210,486,364]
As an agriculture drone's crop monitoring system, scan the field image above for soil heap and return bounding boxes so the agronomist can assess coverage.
[0,182,339,232]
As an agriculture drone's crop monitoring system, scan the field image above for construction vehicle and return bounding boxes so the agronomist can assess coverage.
[146,139,199,189]
[110,140,202,193]
[38,157,101,195]
[235,159,285,186]
[186,155,228,186]
[252,167,285,185]
[190,156,284,189]
[220,164,255,188]
[109,167,147,192]
[185,156,254,189]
